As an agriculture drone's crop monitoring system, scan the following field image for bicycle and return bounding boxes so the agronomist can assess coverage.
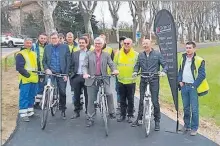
[32,71,67,130]
[89,75,114,136]
[135,72,160,137]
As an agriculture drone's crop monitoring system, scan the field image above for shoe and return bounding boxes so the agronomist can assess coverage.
[190,130,197,136]
[61,111,66,120]
[127,116,133,123]
[21,116,30,122]
[180,127,191,133]
[131,119,141,127]
[109,113,116,119]
[71,112,80,119]
[117,116,126,122]
[34,103,41,110]
[86,120,94,127]
[27,111,34,117]
[155,122,160,131]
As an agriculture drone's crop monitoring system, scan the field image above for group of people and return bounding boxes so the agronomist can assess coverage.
[15,31,208,136]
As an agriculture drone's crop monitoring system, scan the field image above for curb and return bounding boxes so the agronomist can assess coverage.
[2,114,20,146]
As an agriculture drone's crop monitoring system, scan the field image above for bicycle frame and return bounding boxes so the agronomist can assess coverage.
[41,76,56,110]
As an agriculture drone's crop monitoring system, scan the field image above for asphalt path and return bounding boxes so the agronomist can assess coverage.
[4,78,219,146]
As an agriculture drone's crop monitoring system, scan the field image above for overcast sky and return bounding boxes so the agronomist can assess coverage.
[94,2,133,28]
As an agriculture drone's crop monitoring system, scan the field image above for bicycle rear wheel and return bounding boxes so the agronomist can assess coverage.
[41,89,50,130]
[101,95,109,136]
[143,99,151,137]
[51,88,59,116]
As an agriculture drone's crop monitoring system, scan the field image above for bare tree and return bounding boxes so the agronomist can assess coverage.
[108,1,121,42]
[129,1,138,41]
[38,1,57,35]
[78,1,97,43]
[99,1,107,33]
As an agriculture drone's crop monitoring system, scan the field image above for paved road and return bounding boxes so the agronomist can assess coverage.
[1,46,20,57]
[4,78,219,146]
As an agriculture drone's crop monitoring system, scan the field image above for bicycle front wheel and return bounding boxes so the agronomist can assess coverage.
[143,99,151,137]
[51,88,59,116]
[41,89,50,130]
[101,95,109,136]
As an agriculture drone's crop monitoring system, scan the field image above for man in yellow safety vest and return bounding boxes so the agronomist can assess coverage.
[16,38,39,122]
[114,38,138,123]
[178,41,209,136]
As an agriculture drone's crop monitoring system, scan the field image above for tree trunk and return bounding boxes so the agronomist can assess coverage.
[113,17,119,42]
[201,26,205,42]
[83,14,94,43]
[187,24,193,41]
[180,23,185,44]
[212,26,216,41]
[43,9,56,35]
[132,19,137,43]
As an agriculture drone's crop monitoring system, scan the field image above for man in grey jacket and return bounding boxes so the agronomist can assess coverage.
[82,37,119,127]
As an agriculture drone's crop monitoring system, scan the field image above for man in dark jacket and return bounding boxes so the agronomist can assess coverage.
[131,39,168,131]
[70,37,89,118]
[42,32,71,119]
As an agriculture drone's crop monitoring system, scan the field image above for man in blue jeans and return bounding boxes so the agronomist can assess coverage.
[178,41,209,136]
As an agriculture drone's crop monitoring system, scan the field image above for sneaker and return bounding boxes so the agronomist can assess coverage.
[71,112,80,119]
[109,113,116,119]
[117,116,126,122]
[61,111,66,120]
[190,130,197,136]
[131,119,141,127]
[21,116,30,122]
[155,122,160,131]
[180,127,191,133]
[86,120,94,127]
[127,116,133,123]
[27,111,34,117]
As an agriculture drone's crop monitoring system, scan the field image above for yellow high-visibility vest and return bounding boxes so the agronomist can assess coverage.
[114,48,138,84]
[180,55,209,95]
[17,49,38,84]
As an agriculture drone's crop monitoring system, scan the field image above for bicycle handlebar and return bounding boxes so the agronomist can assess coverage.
[31,71,68,77]
[136,72,160,78]
[89,74,116,79]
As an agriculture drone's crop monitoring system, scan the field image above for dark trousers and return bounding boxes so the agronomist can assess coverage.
[138,78,160,122]
[118,82,135,117]
[71,75,88,113]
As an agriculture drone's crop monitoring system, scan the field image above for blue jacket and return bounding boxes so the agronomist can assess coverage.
[42,43,71,74]
[178,53,206,88]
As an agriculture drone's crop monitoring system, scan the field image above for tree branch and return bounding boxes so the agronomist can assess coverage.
[91,1,97,14]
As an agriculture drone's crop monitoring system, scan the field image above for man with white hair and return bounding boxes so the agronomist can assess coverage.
[83,37,119,127]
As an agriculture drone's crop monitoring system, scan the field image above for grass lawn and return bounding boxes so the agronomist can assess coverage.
[158,46,220,126]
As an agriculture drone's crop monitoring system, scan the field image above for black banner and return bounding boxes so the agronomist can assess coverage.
[153,9,178,112]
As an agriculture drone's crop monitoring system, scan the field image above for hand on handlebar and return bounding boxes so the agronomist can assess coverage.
[159,71,166,77]
[63,76,68,82]
[112,70,119,75]
[83,74,90,79]
[45,69,52,75]
[132,72,138,78]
